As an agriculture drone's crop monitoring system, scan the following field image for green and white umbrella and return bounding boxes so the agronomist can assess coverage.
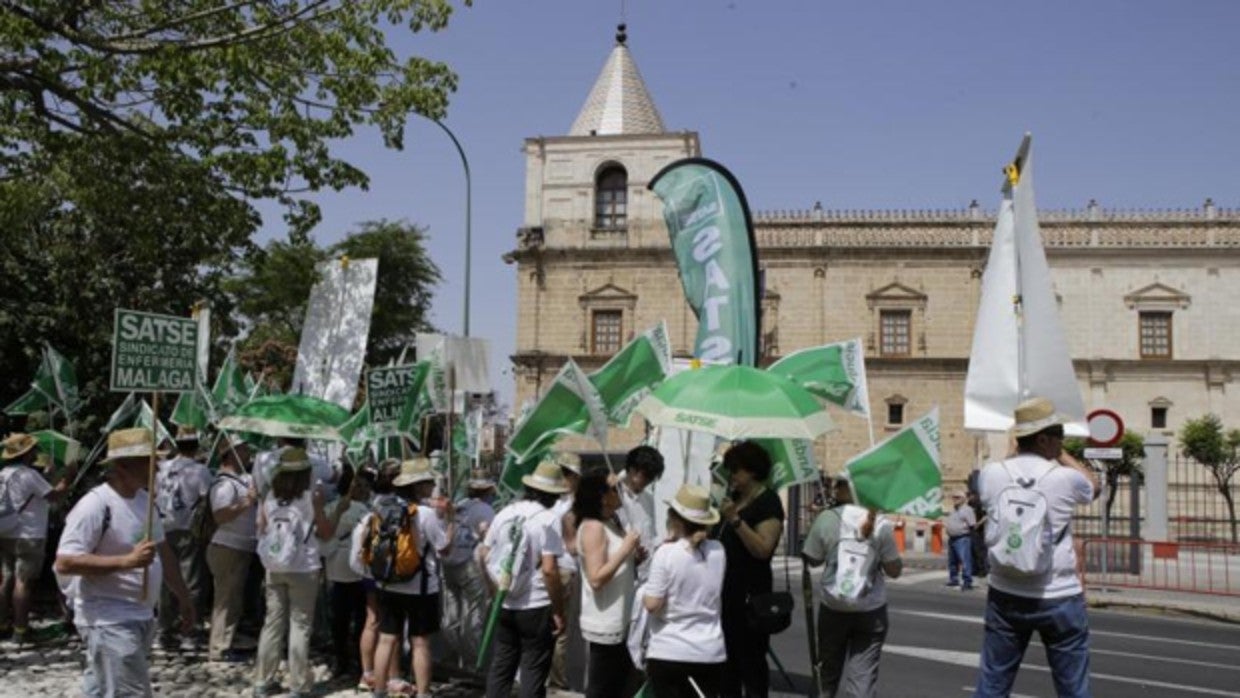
[218,395,351,441]
[31,430,82,467]
[635,364,835,441]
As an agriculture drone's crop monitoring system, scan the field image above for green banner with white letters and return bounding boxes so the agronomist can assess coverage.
[649,158,760,365]
[110,309,199,393]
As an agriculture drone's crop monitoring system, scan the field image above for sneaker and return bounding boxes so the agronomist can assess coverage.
[961,585,975,591]
[945,581,960,587]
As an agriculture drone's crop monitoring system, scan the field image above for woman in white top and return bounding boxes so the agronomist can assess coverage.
[323,464,373,679]
[575,468,642,698]
[643,485,727,698]
[253,448,334,698]
[206,436,258,662]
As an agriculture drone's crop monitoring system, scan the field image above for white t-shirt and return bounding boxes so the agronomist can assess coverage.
[552,496,577,571]
[324,500,370,583]
[258,492,321,573]
[979,454,1095,599]
[616,476,656,580]
[484,499,565,611]
[156,456,212,532]
[644,539,727,664]
[209,472,257,552]
[444,498,495,567]
[0,464,52,540]
[349,499,448,594]
[57,484,165,626]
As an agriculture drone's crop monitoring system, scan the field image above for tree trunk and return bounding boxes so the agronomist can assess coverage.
[1221,485,1238,544]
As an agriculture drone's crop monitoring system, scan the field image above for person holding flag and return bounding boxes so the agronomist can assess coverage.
[801,475,903,698]
[54,428,196,697]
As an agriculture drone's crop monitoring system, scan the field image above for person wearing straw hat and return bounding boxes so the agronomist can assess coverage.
[253,447,335,698]
[155,426,213,651]
[0,433,55,644]
[356,456,451,698]
[480,459,570,698]
[440,467,497,669]
[549,451,584,691]
[973,397,1101,698]
[642,484,727,698]
[205,434,259,663]
[54,427,196,698]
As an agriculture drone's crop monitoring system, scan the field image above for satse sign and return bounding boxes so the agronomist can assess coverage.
[111,309,199,393]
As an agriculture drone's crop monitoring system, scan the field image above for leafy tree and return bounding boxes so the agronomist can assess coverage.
[1,0,463,232]
[1064,431,1144,536]
[227,219,440,387]
[1179,414,1240,543]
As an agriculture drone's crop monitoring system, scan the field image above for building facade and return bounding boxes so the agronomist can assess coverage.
[504,28,1240,487]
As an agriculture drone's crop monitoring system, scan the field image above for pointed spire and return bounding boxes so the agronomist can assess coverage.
[568,24,665,137]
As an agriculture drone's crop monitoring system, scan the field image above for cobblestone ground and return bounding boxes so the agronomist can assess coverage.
[0,623,491,698]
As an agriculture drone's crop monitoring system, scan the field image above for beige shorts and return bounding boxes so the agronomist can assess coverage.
[0,538,46,583]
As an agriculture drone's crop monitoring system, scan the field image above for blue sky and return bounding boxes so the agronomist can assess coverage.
[257,1,1240,407]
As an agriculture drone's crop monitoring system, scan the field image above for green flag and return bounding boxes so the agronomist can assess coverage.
[100,393,139,434]
[211,349,248,419]
[170,384,211,430]
[497,443,553,504]
[506,359,604,461]
[393,362,432,437]
[769,338,870,418]
[588,321,673,426]
[135,399,175,448]
[757,438,819,492]
[649,159,760,364]
[31,430,82,467]
[39,345,82,416]
[844,407,943,518]
[3,388,48,416]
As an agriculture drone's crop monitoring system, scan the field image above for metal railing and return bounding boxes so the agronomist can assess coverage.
[1080,537,1240,597]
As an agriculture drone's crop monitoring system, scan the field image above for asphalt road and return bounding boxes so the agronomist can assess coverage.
[766,563,1240,698]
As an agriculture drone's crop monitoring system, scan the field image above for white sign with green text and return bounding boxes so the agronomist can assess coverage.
[110,309,199,393]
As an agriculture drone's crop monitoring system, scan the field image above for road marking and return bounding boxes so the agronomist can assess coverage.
[893,609,1240,651]
[1088,646,1240,672]
[889,570,945,586]
[886,644,1240,697]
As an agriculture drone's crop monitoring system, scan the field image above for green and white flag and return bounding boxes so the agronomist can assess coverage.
[170,383,212,430]
[757,438,819,492]
[211,349,248,419]
[588,321,673,426]
[39,345,82,416]
[845,408,943,519]
[31,430,82,467]
[649,159,760,364]
[769,338,870,417]
[100,393,140,434]
[3,388,47,416]
[507,359,605,461]
[497,442,554,505]
[135,399,175,448]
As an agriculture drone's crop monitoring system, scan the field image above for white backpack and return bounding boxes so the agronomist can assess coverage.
[258,496,313,573]
[985,461,1061,577]
[487,512,532,599]
[825,505,879,607]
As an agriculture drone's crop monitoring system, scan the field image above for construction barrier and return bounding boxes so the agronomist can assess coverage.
[1080,537,1240,597]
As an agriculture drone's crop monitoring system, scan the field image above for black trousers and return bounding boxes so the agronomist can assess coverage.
[720,601,769,697]
[486,606,555,698]
[647,658,724,698]
[329,580,366,670]
[586,640,641,698]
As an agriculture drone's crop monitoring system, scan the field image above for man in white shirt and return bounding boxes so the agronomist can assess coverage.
[0,433,68,644]
[480,460,568,698]
[615,445,663,582]
[973,397,1100,698]
[55,428,195,698]
[155,428,212,649]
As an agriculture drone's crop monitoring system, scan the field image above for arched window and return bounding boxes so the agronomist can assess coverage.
[594,165,627,230]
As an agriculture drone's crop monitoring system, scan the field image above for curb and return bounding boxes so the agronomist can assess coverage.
[1086,596,1240,625]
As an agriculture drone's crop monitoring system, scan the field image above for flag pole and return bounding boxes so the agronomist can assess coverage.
[141,391,159,600]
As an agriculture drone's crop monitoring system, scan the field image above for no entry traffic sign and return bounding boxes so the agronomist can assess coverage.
[1086,408,1124,447]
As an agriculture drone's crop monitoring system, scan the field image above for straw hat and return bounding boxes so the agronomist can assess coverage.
[666,484,720,526]
[467,468,496,490]
[554,452,582,475]
[102,428,157,464]
[1010,397,1068,437]
[174,426,200,443]
[392,457,436,487]
[276,447,312,473]
[522,460,570,495]
[1,433,37,461]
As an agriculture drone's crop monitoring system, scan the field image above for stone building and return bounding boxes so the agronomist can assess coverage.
[504,27,1240,489]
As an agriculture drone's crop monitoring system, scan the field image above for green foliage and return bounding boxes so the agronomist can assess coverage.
[1179,414,1240,543]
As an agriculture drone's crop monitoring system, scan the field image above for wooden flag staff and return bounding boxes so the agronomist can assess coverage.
[141,391,159,600]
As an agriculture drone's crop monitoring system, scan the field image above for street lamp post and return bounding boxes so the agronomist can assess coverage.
[427,118,472,337]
